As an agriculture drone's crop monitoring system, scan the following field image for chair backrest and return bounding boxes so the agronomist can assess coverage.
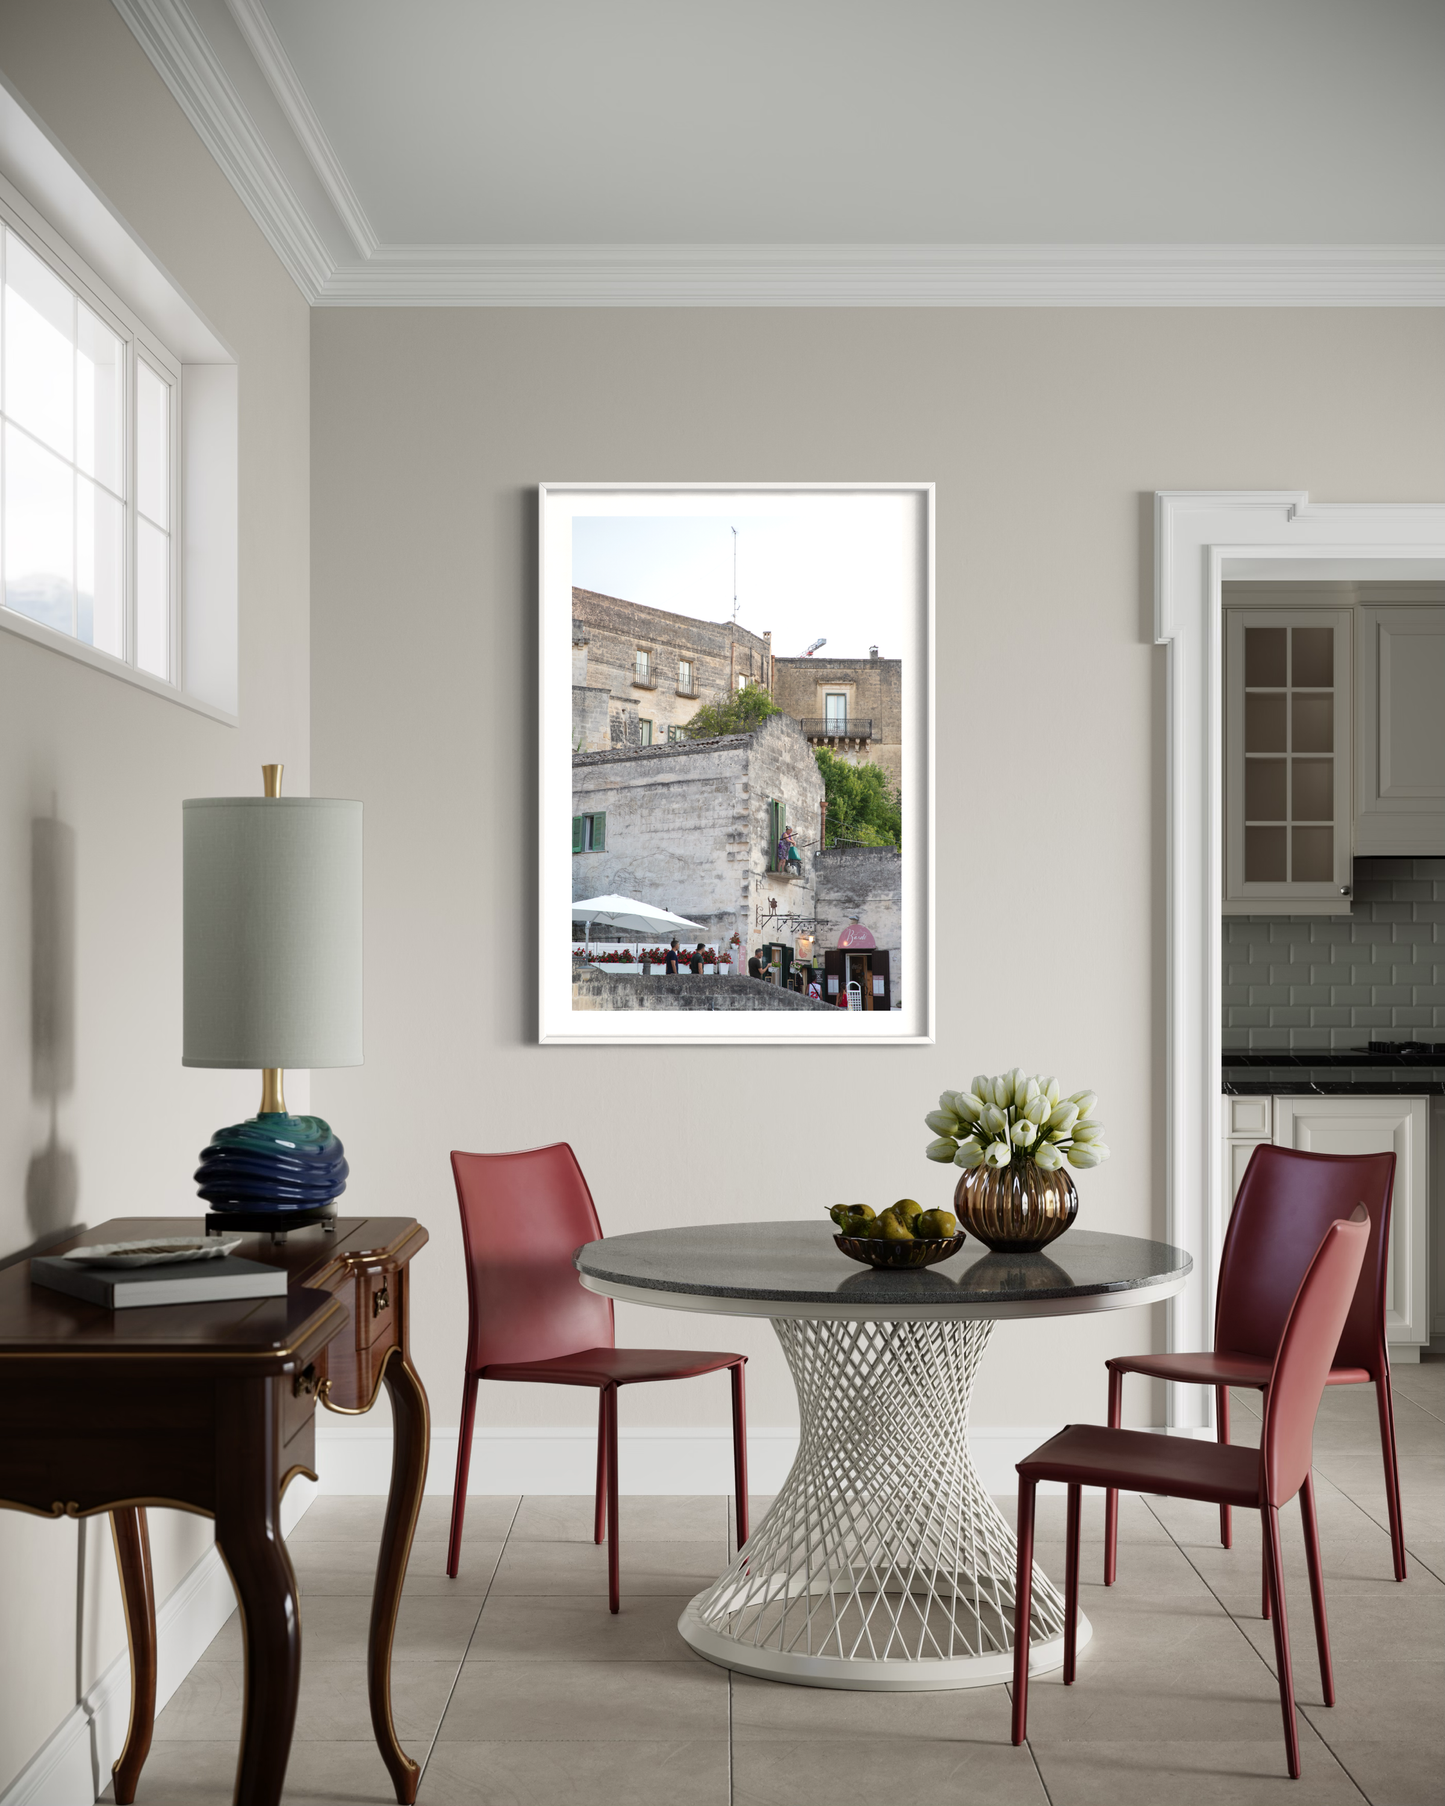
[1260,1205,1370,1505]
[1215,1143,1394,1371]
[450,1143,614,1372]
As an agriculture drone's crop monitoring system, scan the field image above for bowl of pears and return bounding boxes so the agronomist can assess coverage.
[829,1200,965,1269]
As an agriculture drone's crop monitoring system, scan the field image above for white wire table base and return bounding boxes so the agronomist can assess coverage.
[680,1315,1090,1691]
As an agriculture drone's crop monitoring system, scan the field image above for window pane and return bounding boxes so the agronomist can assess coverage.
[1292,827,1334,883]
[77,475,123,655]
[1291,758,1333,823]
[4,422,74,630]
[4,230,74,460]
[1244,692,1286,752]
[1244,627,1286,687]
[1244,758,1286,821]
[136,516,169,677]
[1291,627,1333,688]
[1245,825,1287,883]
[76,303,123,493]
[136,359,169,528]
[1292,695,1333,753]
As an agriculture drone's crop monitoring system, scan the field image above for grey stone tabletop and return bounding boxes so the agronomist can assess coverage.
[574,1222,1193,1322]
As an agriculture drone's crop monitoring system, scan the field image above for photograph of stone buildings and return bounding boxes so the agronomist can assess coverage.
[569,527,907,1020]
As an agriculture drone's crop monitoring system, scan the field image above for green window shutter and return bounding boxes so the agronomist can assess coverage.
[593,812,605,851]
[572,815,583,853]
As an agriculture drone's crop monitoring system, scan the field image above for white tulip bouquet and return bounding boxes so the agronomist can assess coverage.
[924,1070,1110,1174]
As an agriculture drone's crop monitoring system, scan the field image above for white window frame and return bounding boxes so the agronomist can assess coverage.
[0,189,184,692]
[678,657,693,692]
[0,83,238,726]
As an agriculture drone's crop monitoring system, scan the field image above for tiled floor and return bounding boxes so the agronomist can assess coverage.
[108,1361,1443,1805]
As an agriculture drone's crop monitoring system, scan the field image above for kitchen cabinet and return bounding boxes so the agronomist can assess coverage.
[1223,1093,1430,1351]
[1354,603,1445,856]
[1223,608,1353,915]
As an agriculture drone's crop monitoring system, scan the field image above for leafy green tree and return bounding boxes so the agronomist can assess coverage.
[684,681,780,738]
[814,747,901,848]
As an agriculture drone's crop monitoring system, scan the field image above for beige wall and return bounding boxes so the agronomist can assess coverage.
[310,305,1444,1454]
[0,0,310,1789]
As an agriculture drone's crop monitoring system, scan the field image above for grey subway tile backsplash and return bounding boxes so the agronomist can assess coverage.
[1223,857,1445,1050]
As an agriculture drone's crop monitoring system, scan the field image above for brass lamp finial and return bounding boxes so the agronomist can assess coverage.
[262,764,284,798]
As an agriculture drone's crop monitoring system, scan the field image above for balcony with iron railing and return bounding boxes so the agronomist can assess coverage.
[801,717,873,741]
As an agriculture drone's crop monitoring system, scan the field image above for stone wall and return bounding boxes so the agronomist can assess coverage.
[572,587,773,749]
[572,967,834,1011]
[572,684,610,752]
[772,652,903,791]
[814,845,904,1006]
[572,714,826,963]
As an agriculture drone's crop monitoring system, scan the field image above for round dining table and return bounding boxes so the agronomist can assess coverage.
[575,1221,1191,1692]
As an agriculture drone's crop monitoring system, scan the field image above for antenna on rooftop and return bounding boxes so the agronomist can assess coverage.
[732,526,738,623]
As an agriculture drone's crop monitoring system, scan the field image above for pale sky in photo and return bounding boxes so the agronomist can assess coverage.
[572,500,917,660]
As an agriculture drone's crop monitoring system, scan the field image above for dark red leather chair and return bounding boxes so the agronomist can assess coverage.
[445,1144,748,1613]
[1012,1205,1370,1780]
[1103,1144,1402,1598]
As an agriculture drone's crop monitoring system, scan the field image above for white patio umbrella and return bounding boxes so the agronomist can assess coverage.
[571,893,706,958]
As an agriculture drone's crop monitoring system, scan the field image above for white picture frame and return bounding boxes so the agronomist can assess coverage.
[539,482,935,1044]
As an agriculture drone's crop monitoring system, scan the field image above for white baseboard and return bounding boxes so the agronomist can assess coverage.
[316,1423,1075,1499]
[0,1480,316,1806]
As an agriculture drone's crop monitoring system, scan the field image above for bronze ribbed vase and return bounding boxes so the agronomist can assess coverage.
[953,1160,1078,1253]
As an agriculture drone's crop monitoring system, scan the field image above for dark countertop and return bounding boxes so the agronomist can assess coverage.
[1222,1052,1445,1098]
[574,1222,1192,1321]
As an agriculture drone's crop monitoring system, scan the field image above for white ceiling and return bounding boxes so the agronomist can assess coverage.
[113,0,1445,305]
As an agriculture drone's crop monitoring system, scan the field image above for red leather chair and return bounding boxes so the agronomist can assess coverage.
[1012,1205,1370,1780]
[445,1144,749,1613]
[1103,1144,1402,1598]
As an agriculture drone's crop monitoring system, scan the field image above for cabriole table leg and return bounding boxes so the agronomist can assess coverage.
[110,1507,156,1805]
[369,1351,431,1804]
[680,1316,1087,1689]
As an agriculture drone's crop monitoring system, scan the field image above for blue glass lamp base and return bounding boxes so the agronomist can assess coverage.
[195,1112,349,1225]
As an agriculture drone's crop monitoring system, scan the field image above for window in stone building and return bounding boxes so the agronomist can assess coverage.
[678,658,694,693]
[572,811,606,852]
[638,718,653,745]
[635,648,651,682]
[735,672,747,691]
[667,724,687,742]
[825,692,848,731]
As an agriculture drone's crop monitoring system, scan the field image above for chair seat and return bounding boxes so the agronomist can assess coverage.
[1020,1423,1263,1508]
[1106,1349,1373,1388]
[480,1346,742,1388]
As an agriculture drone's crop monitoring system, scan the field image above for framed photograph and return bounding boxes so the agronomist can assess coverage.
[539,483,934,1044]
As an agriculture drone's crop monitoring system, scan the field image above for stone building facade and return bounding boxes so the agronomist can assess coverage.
[572,714,825,962]
[572,588,773,753]
[771,650,903,791]
[814,845,904,1009]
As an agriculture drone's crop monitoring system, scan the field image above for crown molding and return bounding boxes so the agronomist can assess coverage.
[111,0,332,300]
[315,241,1445,308]
[222,0,378,259]
[111,1,1445,310]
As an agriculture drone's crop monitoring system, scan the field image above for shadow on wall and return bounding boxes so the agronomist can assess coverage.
[24,812,80,1256]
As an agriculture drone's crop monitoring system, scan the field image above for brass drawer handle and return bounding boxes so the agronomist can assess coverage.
[293,1364,329,1403]
[372,1282,390,1320]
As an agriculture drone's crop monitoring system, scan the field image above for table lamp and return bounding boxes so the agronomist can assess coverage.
[183,765,362,1230]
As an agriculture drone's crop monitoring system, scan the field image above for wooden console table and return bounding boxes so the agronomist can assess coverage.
[0,1215,429,1806]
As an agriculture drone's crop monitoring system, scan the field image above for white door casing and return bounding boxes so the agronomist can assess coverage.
[1154,493,1445,1428]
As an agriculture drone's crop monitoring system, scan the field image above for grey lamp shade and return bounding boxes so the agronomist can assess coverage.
[183,798,362,1069]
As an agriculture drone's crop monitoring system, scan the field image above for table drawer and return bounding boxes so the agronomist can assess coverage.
[279,1367,320,1451]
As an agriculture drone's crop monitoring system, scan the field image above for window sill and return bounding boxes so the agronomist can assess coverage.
[0,606,236,725]
[675,688,698,699]
[631,678,657,690]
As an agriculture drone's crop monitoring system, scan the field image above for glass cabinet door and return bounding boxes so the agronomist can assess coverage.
[1225,608,1352,914]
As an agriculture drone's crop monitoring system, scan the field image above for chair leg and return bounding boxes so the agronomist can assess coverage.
[1262,1538,1271,1620]
[593,1390,608,1546]
[1064,1483,1081,1685]
[1299,1474,1334,1707]
[1216,1385,1233,1550]
[730,1361,750,1549]
[1262,1505,1301,1779]
[446,1373,479,1580]
[603,1384,620,1614]
[1375,1370,1408,1582]
[1103,1366,1122,1586]
[1011,1479,1037,1746]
